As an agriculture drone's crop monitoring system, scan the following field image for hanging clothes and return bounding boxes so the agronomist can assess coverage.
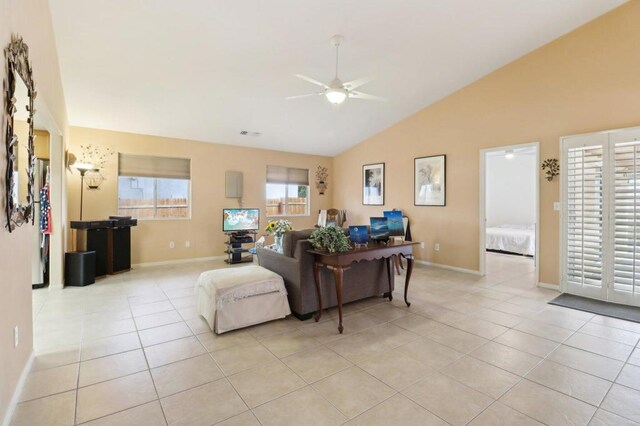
[39,174,52,234]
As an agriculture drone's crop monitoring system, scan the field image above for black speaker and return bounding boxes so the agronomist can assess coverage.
[65,251,96,286]
[110,227,132,273]
[86,228,108,277]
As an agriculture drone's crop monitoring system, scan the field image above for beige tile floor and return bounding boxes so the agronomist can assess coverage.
[11,252,640,425]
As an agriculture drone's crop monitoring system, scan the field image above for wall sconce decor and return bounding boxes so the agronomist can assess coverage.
[315,166,328,195]
[67,144,113,191]
[542,158,559,182]
[84,169,104,190]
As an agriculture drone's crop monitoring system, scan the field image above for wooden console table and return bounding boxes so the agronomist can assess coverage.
[308,240,418,333]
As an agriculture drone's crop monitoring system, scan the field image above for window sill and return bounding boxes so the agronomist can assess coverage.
[266,214,310,218]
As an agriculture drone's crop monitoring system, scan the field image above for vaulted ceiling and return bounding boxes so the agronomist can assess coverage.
[49,0,626,155]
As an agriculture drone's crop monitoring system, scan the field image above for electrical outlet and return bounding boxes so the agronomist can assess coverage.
[434,243,440,252]
[185,241,190,248]
[14,326,18,348]
[553,202,561,211]
[420,242,425,249]
[169,241,175,249]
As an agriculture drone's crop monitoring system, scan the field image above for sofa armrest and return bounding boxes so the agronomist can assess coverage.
[256,248,300,288]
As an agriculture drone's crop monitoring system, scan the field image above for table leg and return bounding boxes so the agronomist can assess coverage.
[403,255,414,307]
[385,257,393,301]
[313,261,323,322]
[333,266,344,333]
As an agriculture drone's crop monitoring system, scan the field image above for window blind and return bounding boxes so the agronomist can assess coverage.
[612,141,640,296]
[266,165,309,185]
[566,145,604,289]
[118,153,191,179]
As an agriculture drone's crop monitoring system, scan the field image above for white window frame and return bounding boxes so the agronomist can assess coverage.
[117,176,192,221]
[265,183,310,217]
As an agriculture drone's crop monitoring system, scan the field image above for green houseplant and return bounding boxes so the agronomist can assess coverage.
[308,226,351,253]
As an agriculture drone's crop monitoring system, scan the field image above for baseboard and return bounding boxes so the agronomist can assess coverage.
[2,351,34,426]
[133,255,227,268]
[414,259,481,276]
[537,282,561,291]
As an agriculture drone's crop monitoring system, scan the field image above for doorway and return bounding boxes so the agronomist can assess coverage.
[561,127,640,307]
[32,97,66,290]
[479,143,540,283]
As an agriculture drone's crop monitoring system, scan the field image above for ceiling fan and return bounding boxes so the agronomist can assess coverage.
[287,35,385,105]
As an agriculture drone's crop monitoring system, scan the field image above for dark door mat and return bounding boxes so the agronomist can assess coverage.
[549,293,640,323]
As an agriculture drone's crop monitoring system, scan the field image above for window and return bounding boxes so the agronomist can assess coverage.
[118,153,191,219]
[266,165,309,216]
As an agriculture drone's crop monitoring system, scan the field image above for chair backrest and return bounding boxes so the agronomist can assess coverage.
[317,208,346,227]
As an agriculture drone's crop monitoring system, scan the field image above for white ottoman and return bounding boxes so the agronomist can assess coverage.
[196,265,291,334]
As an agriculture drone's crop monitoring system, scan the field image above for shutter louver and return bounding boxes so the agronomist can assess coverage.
[566,145,604,290]
[612,141,640,296]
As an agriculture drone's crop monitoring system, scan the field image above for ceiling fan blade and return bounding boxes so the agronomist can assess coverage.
[343,77,373,90]
[286,92,323,100]
[349,91,387,101]
[295,74,329,89]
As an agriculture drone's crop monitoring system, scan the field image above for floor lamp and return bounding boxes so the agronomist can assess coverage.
[74,162,94,220]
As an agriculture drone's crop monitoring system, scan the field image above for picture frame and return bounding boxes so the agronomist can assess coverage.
[414,155,446,206]
[362,163,385,205]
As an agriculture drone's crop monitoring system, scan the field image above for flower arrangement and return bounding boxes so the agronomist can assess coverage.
[265,219,292,237]
[308,226,351,253]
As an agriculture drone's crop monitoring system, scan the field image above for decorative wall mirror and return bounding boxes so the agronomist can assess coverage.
[4,35,36,232]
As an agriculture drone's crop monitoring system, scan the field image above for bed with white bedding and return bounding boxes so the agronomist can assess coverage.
[486,224,535,256]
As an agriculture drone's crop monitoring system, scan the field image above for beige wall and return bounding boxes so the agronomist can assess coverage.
[67,127,334,264]
[334,2,640,285]
[0,0,69,422]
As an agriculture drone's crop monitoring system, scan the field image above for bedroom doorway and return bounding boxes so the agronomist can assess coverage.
[479,142,540,283]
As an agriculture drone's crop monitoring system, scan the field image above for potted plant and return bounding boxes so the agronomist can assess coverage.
[308,226,351,253]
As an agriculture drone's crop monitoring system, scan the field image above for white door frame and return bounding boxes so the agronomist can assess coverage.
[479,142,540,284]
[560,126,640,306]
[34,97,66,289]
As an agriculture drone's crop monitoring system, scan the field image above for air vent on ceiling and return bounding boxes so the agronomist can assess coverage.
[240,130,261,136]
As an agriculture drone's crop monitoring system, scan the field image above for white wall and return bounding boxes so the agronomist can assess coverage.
[486,153,536,227]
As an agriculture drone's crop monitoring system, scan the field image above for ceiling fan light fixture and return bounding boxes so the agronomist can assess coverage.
[325,88,347,104]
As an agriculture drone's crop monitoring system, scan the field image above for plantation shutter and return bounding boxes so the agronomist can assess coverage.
[119,153,191,179]
[608,128,640,306]
[266,165,309,185]
[611,141,640,294]
[565,137,606,299]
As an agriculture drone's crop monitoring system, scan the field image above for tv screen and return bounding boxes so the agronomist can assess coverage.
[223,208,260,232]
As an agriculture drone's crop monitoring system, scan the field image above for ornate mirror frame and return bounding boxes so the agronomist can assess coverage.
[4,35,36,232]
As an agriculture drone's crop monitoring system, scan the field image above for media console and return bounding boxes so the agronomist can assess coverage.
[224,231,257,264]
[70,216,138,279]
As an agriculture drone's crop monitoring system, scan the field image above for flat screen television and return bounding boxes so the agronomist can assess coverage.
[223,208,260,233]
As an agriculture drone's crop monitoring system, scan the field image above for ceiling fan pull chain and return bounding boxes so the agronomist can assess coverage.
[335,42,339,79]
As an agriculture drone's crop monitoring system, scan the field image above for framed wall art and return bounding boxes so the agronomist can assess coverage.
[362,163,384,205]
[415,155,446,206]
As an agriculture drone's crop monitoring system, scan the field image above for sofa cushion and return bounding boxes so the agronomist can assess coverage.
[282,229,315,258]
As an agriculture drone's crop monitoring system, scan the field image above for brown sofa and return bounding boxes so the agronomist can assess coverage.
[257,229,393,320]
